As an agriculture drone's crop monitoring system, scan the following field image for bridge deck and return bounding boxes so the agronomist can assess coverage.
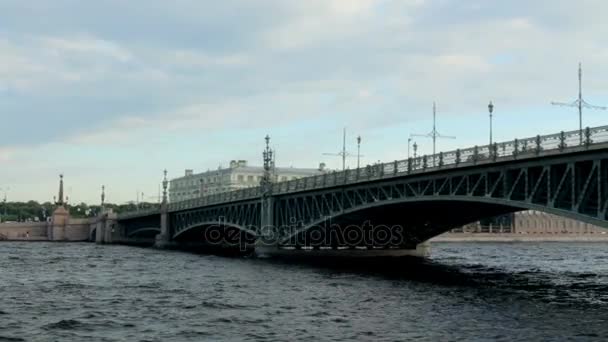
[118,125,608,220]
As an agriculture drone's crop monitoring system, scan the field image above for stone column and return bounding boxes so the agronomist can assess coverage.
[95,215,105,244]
[104,211,117,243]
[155,204,170,248]
[51,206,69,241]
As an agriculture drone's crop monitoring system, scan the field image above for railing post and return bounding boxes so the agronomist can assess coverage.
[455,149,461,165]
[393,160,398,175]
[558,131,566,151]
[379,164,384,178]
[585,127,592,148]
[422,155,427,170]
[438,152,444,167]
[407,158,412,174]
[473,145,479,164]
[513,139,519,159]
[492,143,498,161]
[535,135,542,155]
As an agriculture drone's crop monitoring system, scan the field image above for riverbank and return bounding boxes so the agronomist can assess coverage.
[431,232,608,242]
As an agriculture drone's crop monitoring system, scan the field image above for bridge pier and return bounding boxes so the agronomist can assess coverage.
[95,209,118,244]
[154,208,173,249]
[154,169,176,249]
[95,217,104,244]
[256,195,275,249]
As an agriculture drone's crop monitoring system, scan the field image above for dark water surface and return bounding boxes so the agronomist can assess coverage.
[2,242,608,341]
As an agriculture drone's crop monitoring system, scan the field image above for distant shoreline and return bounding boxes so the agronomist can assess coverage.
[431,233,608,242]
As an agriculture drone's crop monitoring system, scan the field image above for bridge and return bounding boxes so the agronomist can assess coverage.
[98,125,608,257]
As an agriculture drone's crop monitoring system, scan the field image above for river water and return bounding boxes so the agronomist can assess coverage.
[2,242,608,341]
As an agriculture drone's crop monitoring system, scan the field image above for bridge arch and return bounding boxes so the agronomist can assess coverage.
[127,227,161,238]
[279,193,608,247]
[172,221,257,242]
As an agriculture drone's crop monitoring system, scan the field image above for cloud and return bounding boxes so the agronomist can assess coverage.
[1,0,608,202]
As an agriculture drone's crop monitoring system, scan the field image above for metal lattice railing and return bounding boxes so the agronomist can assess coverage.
[119,125,608,217]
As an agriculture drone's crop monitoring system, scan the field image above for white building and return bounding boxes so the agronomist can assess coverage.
[454,210,605,234]
[169,160,326,202]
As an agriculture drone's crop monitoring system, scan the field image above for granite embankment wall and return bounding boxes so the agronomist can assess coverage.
[0,219,93,241]
[431,232,608,242]
[0,222,48,241]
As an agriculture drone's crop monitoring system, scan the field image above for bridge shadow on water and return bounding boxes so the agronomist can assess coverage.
[164,240,608,308]
[249,254,608,308]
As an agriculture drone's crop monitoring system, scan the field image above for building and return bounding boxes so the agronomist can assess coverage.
[169,160,326,202]
[452,210,605,234]
[512,210,605,234]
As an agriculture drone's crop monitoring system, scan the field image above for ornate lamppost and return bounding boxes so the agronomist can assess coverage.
[488,101,495,146]
[356,135,362,169]
[101,185,105,213]
[261,135,274,193]
[162,169,168,204]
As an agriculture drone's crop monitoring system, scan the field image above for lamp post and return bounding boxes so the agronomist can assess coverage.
[488,101,494,146]
[356,135,362,169]
[0,187,8,222]
[413,142,418,158]
[407,137,412,158]
[1,193,5,223]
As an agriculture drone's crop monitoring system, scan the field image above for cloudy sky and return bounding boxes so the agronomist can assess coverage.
[1,0,607,204]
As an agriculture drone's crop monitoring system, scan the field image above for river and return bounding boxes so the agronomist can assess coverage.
[1,242,608,341]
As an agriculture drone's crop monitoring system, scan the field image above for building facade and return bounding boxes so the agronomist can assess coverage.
[169,160,326,202]
[453,210,606,234]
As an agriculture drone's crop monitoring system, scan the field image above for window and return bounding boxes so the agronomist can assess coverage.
[237,175,244,182]
[281,176,287,181]
[247,175,254,182]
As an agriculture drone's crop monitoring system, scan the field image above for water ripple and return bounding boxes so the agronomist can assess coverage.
[1,242,608,341]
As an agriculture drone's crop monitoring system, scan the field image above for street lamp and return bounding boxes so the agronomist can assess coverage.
[1,194,5,223]
[356,135,362,169]
[488,101,494,146]
[407,137,412,158]
[0,187,8,222]
[413,142,418,158]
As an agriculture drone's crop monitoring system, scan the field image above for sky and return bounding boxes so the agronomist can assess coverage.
[1,0,607,204]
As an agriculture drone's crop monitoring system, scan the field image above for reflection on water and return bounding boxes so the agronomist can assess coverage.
[1,242,608,341]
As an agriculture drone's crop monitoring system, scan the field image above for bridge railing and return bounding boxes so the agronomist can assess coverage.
[120,125,608,216]
[270,125,608,193]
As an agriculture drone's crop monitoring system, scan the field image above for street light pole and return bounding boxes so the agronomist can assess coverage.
[0,187,8,222]
[552,63,606,145]
[488,101,494,146]
[1,195,4,223]
[357,135,362,169]
[407,137,412,159]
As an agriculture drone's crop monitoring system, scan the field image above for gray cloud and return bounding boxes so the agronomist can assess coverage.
[1,0,607,201]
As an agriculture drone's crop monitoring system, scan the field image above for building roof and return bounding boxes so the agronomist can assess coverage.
[170,164,323,182]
